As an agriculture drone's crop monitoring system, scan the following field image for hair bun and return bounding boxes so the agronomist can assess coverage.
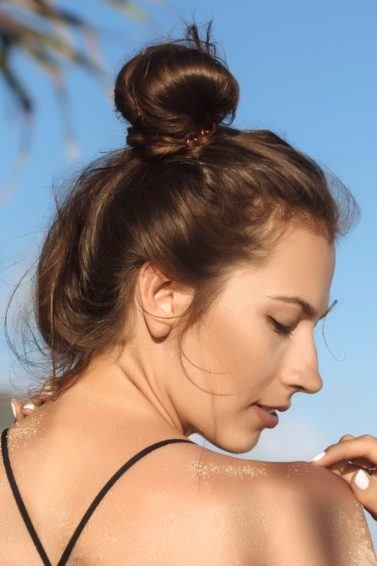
[114,22,239,159]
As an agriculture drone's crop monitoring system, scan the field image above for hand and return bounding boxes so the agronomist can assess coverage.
[10,378,56,422]
[311,434,377,521]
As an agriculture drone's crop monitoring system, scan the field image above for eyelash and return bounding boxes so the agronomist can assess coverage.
[269,317,294,337]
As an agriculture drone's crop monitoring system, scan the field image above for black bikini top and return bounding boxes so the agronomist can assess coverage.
[1,426,195,565]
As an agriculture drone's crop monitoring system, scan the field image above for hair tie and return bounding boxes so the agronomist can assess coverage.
[185,122,217,147]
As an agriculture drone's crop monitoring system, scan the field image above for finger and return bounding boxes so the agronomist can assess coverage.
[23,396,42,406]
[11,399,25,422]
[10,399,16,420]
[351,468,377,521]
[39,393,55,404]
[20,394,46,416]
[326,460,368,484]
[310,435,377,469]
[20,390,55,417]
[338,434,355,441]
[337,436,373,467]
[21,401,37,416]
[331,451,376,470]
[312,451,376,470]
[42,378,56,392]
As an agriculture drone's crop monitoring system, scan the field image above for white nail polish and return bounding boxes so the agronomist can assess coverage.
[10,400,16,418]
[355,469,369,490]
[311,451,326,462]
[23,402,35,410]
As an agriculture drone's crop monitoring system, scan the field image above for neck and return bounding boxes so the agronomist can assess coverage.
[47,350,191,438]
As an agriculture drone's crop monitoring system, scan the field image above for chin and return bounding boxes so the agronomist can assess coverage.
[209,430,262,455]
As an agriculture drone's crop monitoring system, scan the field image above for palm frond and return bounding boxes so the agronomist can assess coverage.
[0,37,33,113]
[11,0,89,27]
[0,0,145,201]
[98,0,148,21]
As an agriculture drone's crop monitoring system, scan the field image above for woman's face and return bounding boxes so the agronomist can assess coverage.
[74,222,336,455]
[166,223,336,453]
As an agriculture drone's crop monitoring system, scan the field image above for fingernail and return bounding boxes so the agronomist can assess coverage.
[10,399,16,418]
[311,451,326,462]
[23,402,35,410]
[355,469,369,490]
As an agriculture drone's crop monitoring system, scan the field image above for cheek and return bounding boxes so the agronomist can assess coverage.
[183,302,276,397]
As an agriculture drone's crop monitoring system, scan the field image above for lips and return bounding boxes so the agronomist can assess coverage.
[254,405,280,428]
[257,403,290,413]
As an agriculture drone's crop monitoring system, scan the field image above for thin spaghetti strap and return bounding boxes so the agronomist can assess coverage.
[1,427,195,566]
[1,427,52,566]
[57,437,195,566]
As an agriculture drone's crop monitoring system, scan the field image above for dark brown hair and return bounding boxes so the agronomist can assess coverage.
[5,21,360,403]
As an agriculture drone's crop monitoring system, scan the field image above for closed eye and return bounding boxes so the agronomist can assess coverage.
[268,316,294,337]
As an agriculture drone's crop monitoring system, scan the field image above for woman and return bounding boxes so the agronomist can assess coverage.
[1,22,376,565]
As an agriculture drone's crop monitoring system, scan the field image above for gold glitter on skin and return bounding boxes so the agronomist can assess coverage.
[6,409,47,451]
[285,462,312,478]
[180,453,270,493]
[1,408,377,564]
[225,489,377,565]
[185,459,268,480]
[320,501,377,566]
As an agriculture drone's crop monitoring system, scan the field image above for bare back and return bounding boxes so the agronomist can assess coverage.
[0,404,376,565]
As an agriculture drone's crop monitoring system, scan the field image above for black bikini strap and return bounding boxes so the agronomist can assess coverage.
[57,437,195,566]
[1,427,52,565]
[1,427,195,566]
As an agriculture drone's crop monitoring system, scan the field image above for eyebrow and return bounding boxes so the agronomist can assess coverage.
[266,295,338,320]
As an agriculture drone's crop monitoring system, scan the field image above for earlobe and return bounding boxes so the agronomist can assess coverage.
[137,263,176,339]
[150,289,176,338]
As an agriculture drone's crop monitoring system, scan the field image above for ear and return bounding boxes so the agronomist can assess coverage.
[136,262,193,339]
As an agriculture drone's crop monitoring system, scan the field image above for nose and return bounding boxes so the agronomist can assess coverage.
[280,332,323,394]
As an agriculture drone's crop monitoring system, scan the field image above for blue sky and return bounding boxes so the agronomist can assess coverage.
[1,0,376,543]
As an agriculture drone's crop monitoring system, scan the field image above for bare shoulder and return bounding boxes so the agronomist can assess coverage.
[219,457,377,566]
[174,447,376,565]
